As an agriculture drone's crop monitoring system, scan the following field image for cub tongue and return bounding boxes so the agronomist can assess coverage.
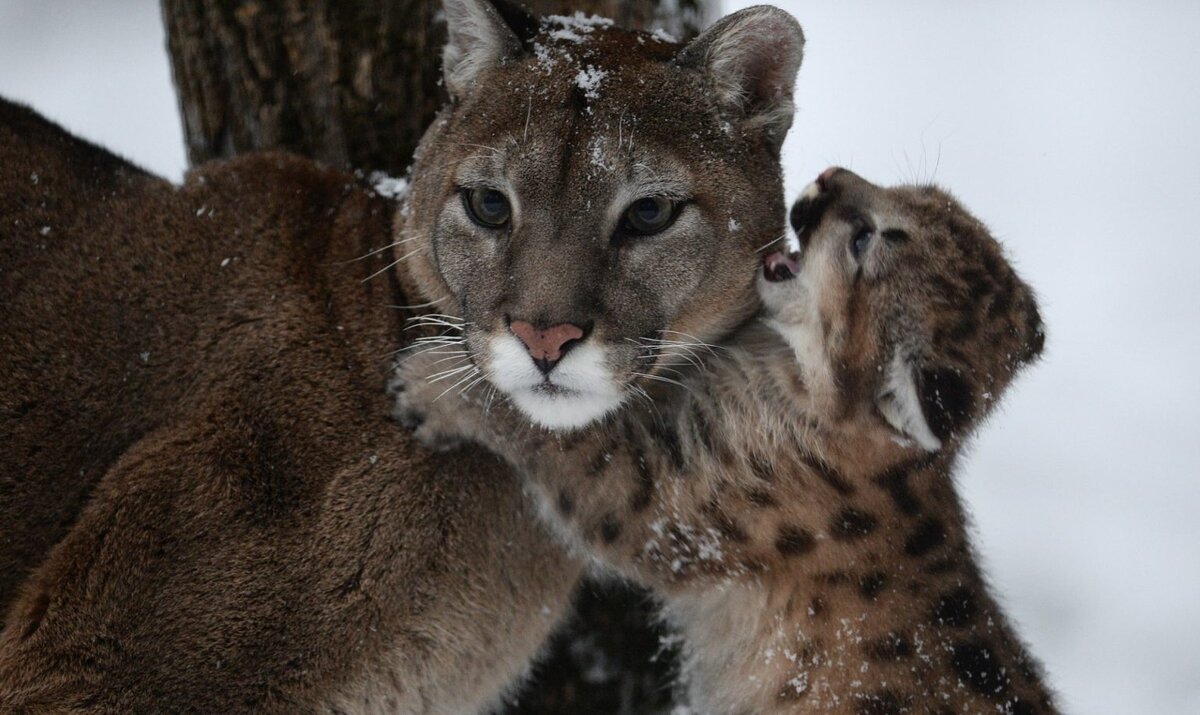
[763,251,801,282]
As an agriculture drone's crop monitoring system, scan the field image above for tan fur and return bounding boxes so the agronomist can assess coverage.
[397,168,1058,714]
[0,98,581,713]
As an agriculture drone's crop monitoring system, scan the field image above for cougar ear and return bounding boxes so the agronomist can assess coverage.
[876,353,943,452]
[676,6,805,149]
[442,0,530,100]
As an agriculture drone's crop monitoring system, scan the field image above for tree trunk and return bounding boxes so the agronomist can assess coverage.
[163,0,709,175]
[161,1,711,713]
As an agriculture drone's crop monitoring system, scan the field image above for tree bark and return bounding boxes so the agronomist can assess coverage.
[161,1,711,713]
[163,0,709,175]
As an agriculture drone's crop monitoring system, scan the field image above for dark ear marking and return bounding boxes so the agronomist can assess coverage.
[488,0,539,45]
[1022,299,1047,362]
[919,367,975,442]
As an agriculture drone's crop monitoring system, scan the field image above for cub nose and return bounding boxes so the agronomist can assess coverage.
[816,165,842,189]
[509,320,586,375]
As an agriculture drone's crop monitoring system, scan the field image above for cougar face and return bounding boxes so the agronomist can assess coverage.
[760,167,1045,450]
[404,0,804,430]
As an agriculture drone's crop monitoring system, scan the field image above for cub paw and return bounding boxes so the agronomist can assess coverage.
[390,356,477,452]
[393,387,465,451]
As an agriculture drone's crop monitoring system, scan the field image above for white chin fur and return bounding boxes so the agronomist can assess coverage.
[487,334,626,431]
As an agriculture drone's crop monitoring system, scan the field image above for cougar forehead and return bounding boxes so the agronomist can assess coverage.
[403,4,801,431]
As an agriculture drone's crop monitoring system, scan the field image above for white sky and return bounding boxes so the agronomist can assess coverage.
[1,1,1198,713]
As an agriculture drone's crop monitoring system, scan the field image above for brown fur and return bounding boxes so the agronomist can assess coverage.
[397,168,1059,714]
[0,98,581,713]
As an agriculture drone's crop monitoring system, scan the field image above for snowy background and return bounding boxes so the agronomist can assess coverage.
[2,1,1198,713]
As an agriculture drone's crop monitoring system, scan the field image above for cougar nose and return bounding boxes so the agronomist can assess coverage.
[509,320,587,375]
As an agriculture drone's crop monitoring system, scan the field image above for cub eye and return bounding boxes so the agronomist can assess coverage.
[463,188,511,228]
[851,227,873,260]
[621,197,676,236]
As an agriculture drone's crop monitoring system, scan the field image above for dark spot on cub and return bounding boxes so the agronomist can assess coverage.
[904,517,947,556]
[932,586,976,627]
[854,688,913,715]
[704,500,748,543]
[873,460,922,516]
[775,525,817,556]
[858,571,889,600]
[598,513,622,544]
[864,631,912,661]
[803,453,855,495]
[749,454,775,482]
[952,640,1010,698]
[919,367,975,441]
[628,447,655,512]
[830,508,878,540]
[647,415,686,471]
[745,487,778,508]
[587,444,615,477]
[557,489,574,516]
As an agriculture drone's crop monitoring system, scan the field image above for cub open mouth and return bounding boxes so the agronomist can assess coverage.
[763,250,801,282]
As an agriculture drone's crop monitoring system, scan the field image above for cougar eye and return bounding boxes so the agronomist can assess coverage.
[621,197,676,236]
[851,227,873,260]
[463,188,511,228]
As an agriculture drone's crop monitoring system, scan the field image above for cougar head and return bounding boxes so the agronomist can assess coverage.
[759,168,1045,451]
[402,0,804,430]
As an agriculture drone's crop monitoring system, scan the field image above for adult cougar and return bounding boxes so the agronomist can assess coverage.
[0,0,804,711]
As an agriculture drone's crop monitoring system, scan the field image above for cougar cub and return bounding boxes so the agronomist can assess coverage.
[397,168,1059,714]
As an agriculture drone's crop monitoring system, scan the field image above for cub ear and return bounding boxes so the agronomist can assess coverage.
[676,6,805,149]
[442,0,532,101]
[876,353,943,452]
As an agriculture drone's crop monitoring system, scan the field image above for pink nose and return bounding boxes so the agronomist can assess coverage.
[510,320,586,374]
[817,166,841,189]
